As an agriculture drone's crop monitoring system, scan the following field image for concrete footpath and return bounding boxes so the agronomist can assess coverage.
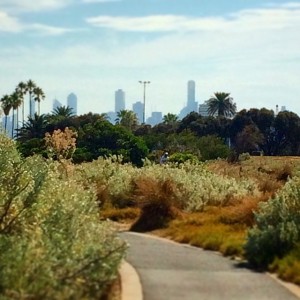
[120,232,300,300]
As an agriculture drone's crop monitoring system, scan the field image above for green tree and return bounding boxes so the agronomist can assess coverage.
[115,110,139,131]
[10,91,23,138]
[207,92,236,118]
[26,79,37,118]
[0,94,13,131]
[163,113,179,125]
[33,86,45,116]
[16,81,27,124]
[17,113,48,142]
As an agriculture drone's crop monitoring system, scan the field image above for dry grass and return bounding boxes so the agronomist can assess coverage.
[156,208,247,257]
[100,207,140,222]
[130,177,181,232]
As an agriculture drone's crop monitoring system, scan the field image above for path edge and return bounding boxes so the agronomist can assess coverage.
[119,260,143,300]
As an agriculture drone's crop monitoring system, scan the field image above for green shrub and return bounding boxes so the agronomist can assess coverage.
[169,152,199,164]
[0,134,126,299]
[245,176,300,267]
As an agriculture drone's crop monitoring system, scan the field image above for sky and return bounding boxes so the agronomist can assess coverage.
[0,0,300,118]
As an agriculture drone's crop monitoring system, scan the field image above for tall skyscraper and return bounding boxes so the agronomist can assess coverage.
[67,93,78,115]
[187,80,196,104]
[132,101,143,124]
[179,80,199,119]
[115,89,125,113]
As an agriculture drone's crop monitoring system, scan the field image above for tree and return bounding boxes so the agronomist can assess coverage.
[17,113,48,142]
[115,110,139,131]
[163,113,179,125]
[207,92,236,118]
[0,94,13,131]
[26,79,37,118]
[16,81,27,124]
[52,106,74,118]
[10,91,23,138]
[33,87,45,116]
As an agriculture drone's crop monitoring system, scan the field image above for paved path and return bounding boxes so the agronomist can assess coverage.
[121,232,299,300]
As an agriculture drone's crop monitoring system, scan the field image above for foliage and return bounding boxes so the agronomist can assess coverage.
[130,177,181,232]
[44,127,78,160]
[207,92,237,118]
[169,152,199,164]
[245,176,300,267]
[0,133,126,299]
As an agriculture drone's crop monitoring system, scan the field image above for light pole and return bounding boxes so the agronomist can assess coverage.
[139,80,150,124]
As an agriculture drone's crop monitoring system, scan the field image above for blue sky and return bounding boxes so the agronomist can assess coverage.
[0,0,300,118]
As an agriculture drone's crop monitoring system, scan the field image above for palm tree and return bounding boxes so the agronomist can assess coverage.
[33,87,45,116]
[52,105,74,118]
[26,79,37,118]
[16,81,27,124]
[163,113,179,125]
[10,91,23,138]
[0,94,13,131]
[207,92,236,118]
[17,113,48,142]
[115,110,139,131]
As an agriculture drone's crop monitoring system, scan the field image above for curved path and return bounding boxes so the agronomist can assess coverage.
[120,232,300,300]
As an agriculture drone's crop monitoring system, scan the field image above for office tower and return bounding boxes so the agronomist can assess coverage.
[147,111,163,126]
[132,101,143,124]
[179,80,198,119]
[115,89,125,113]
[53,98,62,111]
[106,111,117,125]
[187,80,196,104]
[67,93,78,115]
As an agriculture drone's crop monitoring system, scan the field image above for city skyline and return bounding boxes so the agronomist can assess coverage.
[0,1,299,117]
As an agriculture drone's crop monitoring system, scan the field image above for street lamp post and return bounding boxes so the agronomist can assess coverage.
[139,80,150,124]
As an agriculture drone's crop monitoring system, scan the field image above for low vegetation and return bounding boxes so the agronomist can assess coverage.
[0,133,126,299]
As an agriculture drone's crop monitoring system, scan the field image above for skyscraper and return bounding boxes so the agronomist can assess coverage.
[115,89,125,113]
[132,101,143,123]
[179,80,199,119]
[67,93,78,115]
[187,80,196,104]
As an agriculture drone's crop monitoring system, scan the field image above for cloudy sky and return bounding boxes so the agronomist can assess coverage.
[0,0,299,117]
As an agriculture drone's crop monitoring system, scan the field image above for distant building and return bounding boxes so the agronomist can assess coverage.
[147,111,162,126]
[179,80,199,119]
[115,89,125,113]
[199,103,210,117]
[67,93,78,115]
[106,111,117,124]
[53,98,62,111]
[132,101,143,124]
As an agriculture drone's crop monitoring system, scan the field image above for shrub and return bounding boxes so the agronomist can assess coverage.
[169,152,199,164]
[130,177,181,232]
[0,134,126,299]
[245,176,300,267]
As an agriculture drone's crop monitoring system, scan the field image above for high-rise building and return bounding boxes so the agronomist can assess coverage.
[179,80,199,119]
[132,101,143,124]
[115,89,125,113]
[187,80,196,104]
[53,98,62,111]
[67,93,78,115]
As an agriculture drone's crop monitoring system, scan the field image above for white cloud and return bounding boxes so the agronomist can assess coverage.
[0,0,71,13]
[0,11,22,32]
[86,5,300,32]
[28,24,78,35]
